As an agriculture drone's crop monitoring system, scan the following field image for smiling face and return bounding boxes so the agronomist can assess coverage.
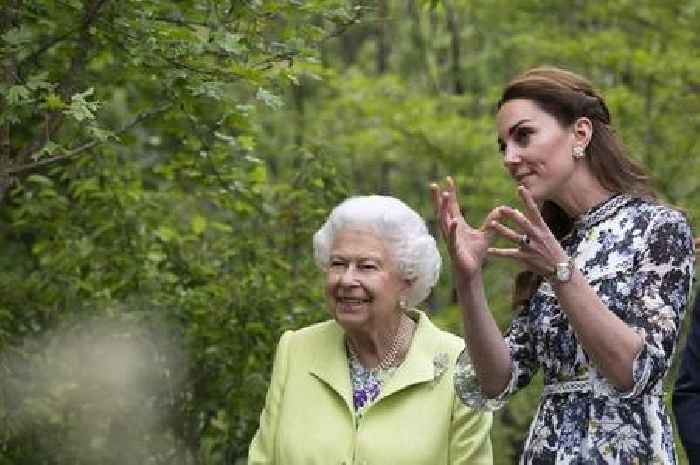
[496,98,579,202]
[325,228,409,331]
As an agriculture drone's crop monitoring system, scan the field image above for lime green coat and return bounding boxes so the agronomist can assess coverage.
[248,310,493,465]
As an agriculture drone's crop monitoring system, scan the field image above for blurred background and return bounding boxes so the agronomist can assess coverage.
[1,1,698,463]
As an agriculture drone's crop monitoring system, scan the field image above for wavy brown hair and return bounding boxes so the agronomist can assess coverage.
[497,67,657,312]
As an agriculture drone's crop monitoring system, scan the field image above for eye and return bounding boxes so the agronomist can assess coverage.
[513,127,533,146]
[330,259,346,269]
[359,262,378,271]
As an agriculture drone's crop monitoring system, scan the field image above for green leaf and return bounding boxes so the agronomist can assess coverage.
[33,141,62,161]
[88,125,117,142]
[189,82,226,100]
[237,135,255,151]
[255,88,284,110]
[64,88,100,122]
[147,250,166,263]
[26,174,54,186]
[26,72,52,91]
[218,33,247,54]
[7,85,30,105]
[191,215,207,235]
[2,26,33,46]
[154,226,177,242]
[44,93,66,110]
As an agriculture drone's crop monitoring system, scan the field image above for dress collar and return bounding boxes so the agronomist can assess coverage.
[572,193,634,231]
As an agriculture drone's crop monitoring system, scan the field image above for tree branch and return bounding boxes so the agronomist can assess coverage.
[5,101,174,175]
[16,0,112,162]
[18,28,81,70]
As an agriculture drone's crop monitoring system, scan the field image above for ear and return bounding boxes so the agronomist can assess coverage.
[401,277,415,293]
[573,116,593,149]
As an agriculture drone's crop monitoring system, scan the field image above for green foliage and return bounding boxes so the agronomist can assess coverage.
[2,0,700,464]
[0,1,352,463]
[1,145,347,464]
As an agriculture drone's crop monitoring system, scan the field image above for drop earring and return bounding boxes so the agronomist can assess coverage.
[572,145,585,159]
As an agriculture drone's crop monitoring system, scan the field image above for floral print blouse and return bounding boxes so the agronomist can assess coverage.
[348,354,398,418]
[455,194,695,464]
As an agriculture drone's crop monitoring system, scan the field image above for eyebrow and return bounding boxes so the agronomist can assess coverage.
[330,254,383,262]
[508,118,532,136]
[497,118,532,146]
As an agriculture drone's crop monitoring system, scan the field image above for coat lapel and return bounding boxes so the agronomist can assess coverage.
[306,311,447,412]
[308,322,354,412]
[379,311,440,400]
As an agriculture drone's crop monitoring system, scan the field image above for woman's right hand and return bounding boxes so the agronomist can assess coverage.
[430,177,493,278]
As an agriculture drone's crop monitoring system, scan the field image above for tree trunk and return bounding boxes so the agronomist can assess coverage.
[444,0,465,95]
[376,0,390,74]
[0,0,21,203]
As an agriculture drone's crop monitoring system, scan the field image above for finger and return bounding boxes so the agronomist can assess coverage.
[480,207,500,230]
[430,183,442,216]
[517,186,545,225]
[486,220,524,245]
[487,247,525,260]
[429,182,454,238]
[447,217,460,255]
[445,176,462,220]
[497,206,538,237]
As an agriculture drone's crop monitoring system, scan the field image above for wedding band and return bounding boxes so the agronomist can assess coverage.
[519,234,530,248]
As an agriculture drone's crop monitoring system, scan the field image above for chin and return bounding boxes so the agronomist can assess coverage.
[332,305,369,327]
[523,184,548,202]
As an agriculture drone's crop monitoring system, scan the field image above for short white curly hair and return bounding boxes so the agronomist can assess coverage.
[313,195,441,307]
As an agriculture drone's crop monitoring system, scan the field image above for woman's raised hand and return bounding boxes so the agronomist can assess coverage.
[486,186,568,276]
[430,177,493,277]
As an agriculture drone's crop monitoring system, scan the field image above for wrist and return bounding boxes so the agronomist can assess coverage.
[545,257,576,284]
[456,271,485,296]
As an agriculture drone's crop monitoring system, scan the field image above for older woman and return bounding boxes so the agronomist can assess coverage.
[432,67,695,464]
[248,195,492,465]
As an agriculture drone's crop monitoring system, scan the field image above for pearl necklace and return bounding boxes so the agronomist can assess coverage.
[347,314,413,371]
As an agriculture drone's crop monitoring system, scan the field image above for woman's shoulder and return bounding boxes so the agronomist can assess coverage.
[282,319,342,345]
[625,197,689,222]
[616,197,692,235]
[412,310,465,356]
[618,198,695,266]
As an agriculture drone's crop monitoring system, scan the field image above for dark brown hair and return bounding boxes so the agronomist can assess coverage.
[497,66,656,312]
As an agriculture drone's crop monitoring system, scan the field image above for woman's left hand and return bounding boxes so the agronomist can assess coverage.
[486,186,569,277]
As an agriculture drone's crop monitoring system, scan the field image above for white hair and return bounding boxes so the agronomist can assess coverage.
[313,195,441,307]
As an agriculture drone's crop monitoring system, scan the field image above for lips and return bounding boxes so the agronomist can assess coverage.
[336,296,371,304]
[515,172,534,184]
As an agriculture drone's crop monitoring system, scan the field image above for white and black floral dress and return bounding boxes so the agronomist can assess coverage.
[455,194,695,464]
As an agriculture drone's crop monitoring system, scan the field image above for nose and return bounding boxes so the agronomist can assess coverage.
[503,144,521,165]
[338,265,359,286]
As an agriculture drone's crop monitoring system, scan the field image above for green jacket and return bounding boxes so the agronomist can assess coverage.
[248,310,493,465]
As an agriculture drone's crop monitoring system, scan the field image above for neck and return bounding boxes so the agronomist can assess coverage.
[550,171,613,218]
[346,313,412,370]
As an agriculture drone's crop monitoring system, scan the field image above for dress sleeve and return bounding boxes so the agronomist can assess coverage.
[248,330,292,465]
[448,389,493,465]
[597,208,695,399]
[454,308,539,410]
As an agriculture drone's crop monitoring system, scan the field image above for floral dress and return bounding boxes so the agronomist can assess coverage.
[455,194,696,464]
[348,353,398,419]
